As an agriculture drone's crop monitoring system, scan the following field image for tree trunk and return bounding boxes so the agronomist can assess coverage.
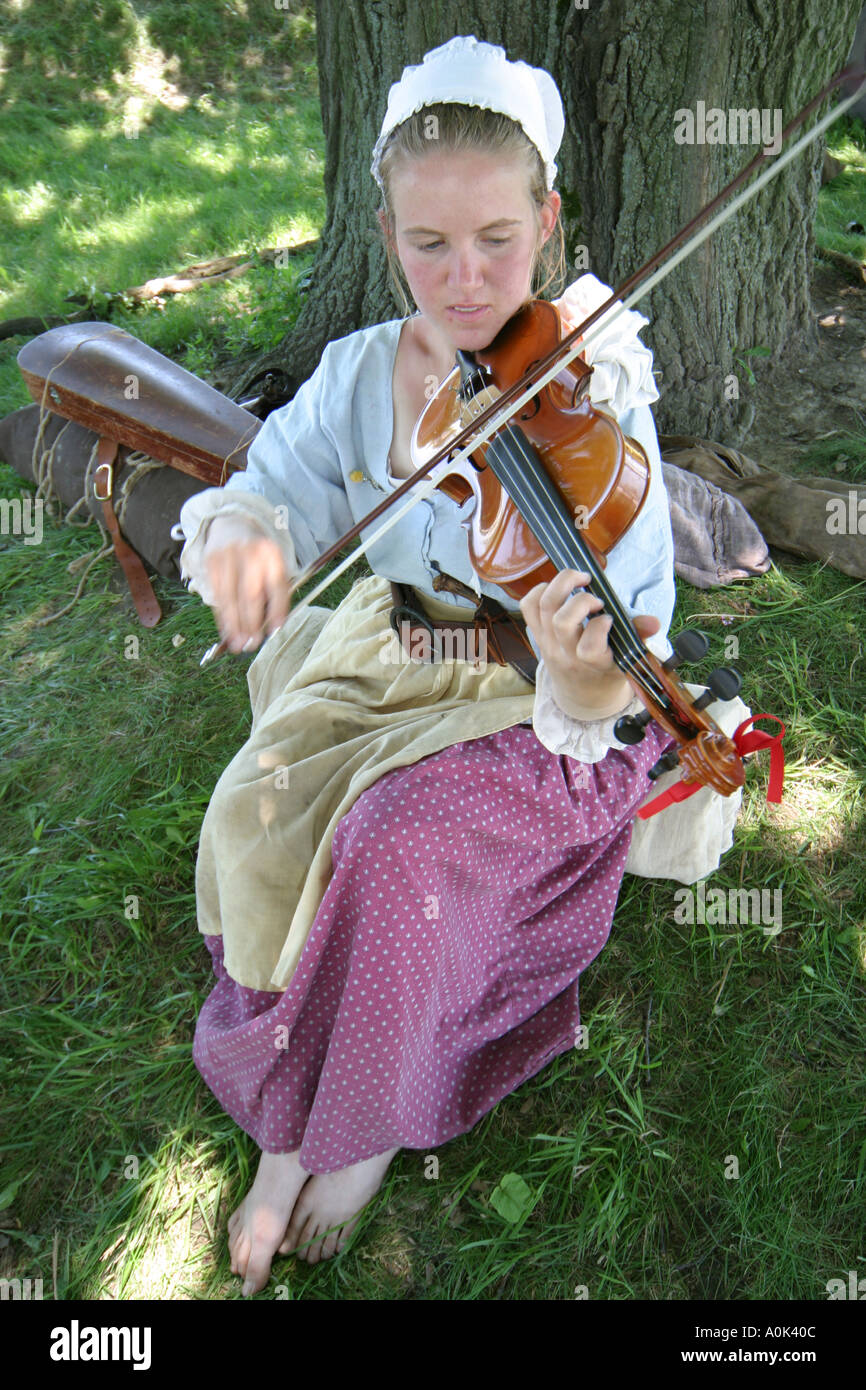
[234,0,861,445]
[561,0,862,440]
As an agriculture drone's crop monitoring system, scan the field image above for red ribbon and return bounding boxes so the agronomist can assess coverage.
[636,713,786,821]
[732,713,786,803]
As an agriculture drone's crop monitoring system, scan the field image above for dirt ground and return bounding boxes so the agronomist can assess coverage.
[743,262,866,479]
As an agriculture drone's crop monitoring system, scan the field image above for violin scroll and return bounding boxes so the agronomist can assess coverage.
[624,632,747,798]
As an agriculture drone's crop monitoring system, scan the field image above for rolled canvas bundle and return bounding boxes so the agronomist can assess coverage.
[0,403,206,581]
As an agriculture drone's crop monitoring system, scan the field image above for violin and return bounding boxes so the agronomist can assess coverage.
[411,295,750,804]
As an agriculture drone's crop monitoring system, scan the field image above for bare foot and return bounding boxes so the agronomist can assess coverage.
[280,1147,400,1264]
[228,1149,310,1295]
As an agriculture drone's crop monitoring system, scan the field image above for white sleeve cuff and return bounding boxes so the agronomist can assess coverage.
[531,628,673,762]
[554,272,660,418]
[531,658,646,762]
[172,488,300,608]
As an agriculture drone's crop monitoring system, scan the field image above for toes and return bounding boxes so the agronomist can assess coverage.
[319,1227,342,1261]
[302,1215,350,1264]
[238,1215,281,1294]
[241,1251,271,1297]
[281,1190,314,1254]
[299,1224,323,1264]
[232,1233,250,1281]
[293,1217,319,1262]
[326,1217,358,1260]
[336,1215,359,1250]
[227,1205,244,1248]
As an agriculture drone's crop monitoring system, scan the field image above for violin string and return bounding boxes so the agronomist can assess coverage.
[458,366,668,700]
[501,424,644,647]
[461,361,670,706]
[483,419,673,711]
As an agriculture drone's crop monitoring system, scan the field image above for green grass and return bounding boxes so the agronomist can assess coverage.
[0,0,322,413]
[798,428,866,482]
[1,4,866,1301]
[815,114,866,270]
[2,523,864,1300]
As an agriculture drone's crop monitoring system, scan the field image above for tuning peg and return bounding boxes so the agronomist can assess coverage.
[613,709,654,744]
[691,667,742,709]
[662,630,709,670]
[647,748,681,781]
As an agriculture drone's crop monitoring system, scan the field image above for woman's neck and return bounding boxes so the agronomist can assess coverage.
[402,312,461,381]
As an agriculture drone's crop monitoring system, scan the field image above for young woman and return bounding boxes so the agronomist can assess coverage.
[176,36,744,1296]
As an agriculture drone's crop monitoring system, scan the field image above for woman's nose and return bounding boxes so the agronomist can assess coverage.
[446,247,485,290]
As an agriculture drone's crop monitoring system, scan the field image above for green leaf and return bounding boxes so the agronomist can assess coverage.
[489,1172,533,1223]
[0,1177,23,1210]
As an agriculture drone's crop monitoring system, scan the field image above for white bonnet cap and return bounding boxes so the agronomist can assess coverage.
[370,35,565,193]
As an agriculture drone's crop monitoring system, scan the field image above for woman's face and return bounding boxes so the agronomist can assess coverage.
[384,147,560,354]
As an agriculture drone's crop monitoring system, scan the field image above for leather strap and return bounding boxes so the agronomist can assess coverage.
[389,581,537,685]
[93,436,162,628]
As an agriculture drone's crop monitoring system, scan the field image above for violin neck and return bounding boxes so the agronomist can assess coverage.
[484,424,674,715]
[484,425,632,632]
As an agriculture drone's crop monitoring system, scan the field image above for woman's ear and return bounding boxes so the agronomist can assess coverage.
[539,190,562,247]
[377,207,394,250]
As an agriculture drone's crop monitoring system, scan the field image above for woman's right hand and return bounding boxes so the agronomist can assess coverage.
[203,514,294,653]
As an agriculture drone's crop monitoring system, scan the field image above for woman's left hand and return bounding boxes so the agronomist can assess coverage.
[520,569,660,720]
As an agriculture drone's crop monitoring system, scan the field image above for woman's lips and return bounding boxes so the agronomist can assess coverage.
[446,304,489,318]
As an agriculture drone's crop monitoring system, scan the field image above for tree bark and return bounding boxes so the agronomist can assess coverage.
[561,0,862,439]
[233,0,862,444]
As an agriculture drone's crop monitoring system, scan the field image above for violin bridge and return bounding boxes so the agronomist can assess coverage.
[458,384,500,425]
[455,349,495,407]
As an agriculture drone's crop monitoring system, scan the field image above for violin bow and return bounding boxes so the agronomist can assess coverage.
[202,61,865,662]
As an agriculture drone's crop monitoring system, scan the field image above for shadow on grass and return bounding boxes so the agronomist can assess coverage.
[0,0,317,111]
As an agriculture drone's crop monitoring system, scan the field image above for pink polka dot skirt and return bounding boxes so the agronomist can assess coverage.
[192,721,673,1173]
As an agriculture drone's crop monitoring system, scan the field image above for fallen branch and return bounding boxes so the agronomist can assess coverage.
[123,240,319,303]
[0,240,320,338]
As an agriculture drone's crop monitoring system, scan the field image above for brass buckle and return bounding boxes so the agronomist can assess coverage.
[93,461,113,501]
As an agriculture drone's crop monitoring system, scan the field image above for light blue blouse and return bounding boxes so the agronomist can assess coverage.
[220,314,675,656]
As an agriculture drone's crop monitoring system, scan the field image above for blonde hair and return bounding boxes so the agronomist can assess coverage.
[376,103,566,316]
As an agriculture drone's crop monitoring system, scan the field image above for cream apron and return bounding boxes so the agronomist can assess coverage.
[195,576,536,991]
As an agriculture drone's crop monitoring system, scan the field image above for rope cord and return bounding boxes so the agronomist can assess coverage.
[26,339,168,624]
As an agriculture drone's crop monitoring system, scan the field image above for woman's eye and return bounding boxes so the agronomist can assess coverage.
[414,237,509,251]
